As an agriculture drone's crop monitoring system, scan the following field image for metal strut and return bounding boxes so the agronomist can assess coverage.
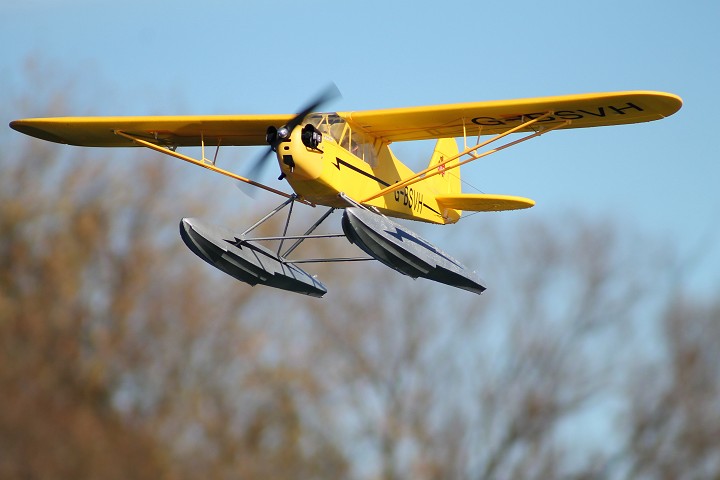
[361,113,571,203]
[113,130,312,203]
[241,195,297,237]
[281,207,336,258]
[237,195,374,265]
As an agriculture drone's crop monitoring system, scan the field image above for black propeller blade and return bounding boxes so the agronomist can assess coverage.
[285,82,341,134]
[238,83,341,194]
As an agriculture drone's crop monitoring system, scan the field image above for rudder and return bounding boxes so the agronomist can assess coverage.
[427,138,461,195]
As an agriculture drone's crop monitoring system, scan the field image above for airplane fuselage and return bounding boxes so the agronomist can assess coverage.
[277,125,458,224]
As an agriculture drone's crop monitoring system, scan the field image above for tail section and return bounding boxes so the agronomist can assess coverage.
[417,138,534,223]
[427,138,461,195]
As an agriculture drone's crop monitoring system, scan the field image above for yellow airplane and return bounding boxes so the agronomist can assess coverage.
[10,89,682,297]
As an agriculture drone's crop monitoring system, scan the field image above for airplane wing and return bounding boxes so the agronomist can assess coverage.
[11,91,681,147]
[339,91,682,142]
[9,114,295,147]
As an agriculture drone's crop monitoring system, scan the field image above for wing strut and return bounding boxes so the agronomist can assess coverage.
[114,130,311,204]
[361,113,570,203]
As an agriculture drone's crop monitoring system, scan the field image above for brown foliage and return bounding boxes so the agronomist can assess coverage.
[623,296,720,480]
[0,104,347,478]
[2,64,719,479]
[0,135,174,478]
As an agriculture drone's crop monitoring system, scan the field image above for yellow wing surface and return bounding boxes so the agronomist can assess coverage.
[341,91,682,142]
[10,91,681,148]
[9,114,295,147]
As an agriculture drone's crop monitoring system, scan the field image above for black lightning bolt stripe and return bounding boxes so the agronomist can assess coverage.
[422,202,440,215]
[333,157,391,187]
[333,157,442,217]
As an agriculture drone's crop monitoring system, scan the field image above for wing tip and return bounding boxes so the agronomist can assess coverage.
[10,119,70,145]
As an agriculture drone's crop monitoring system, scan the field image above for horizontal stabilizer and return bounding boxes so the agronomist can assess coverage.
[436,193,535,212]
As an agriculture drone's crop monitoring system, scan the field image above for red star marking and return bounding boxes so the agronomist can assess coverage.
[438,164,446,177]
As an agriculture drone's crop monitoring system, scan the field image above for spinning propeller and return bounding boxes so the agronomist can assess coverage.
[240,83,341,191]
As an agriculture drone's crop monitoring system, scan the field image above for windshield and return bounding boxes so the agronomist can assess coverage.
[305,113,378,166]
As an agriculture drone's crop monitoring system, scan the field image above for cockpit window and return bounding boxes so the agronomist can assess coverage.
[305,113,378,166]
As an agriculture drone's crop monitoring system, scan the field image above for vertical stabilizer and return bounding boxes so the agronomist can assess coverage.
[427,138,461,195]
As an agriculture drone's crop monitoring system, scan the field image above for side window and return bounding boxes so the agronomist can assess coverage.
[304,114,377,166]
[348,130,378,167]
[331,122,348,145]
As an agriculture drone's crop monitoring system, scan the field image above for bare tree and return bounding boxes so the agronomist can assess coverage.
[0,121,174,479]
[619,294,720,480]
[287,212,682,480]
[4,59,718,480]
[0,64,349,480]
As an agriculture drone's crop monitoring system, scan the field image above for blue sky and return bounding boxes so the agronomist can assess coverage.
[2,0,718,294]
